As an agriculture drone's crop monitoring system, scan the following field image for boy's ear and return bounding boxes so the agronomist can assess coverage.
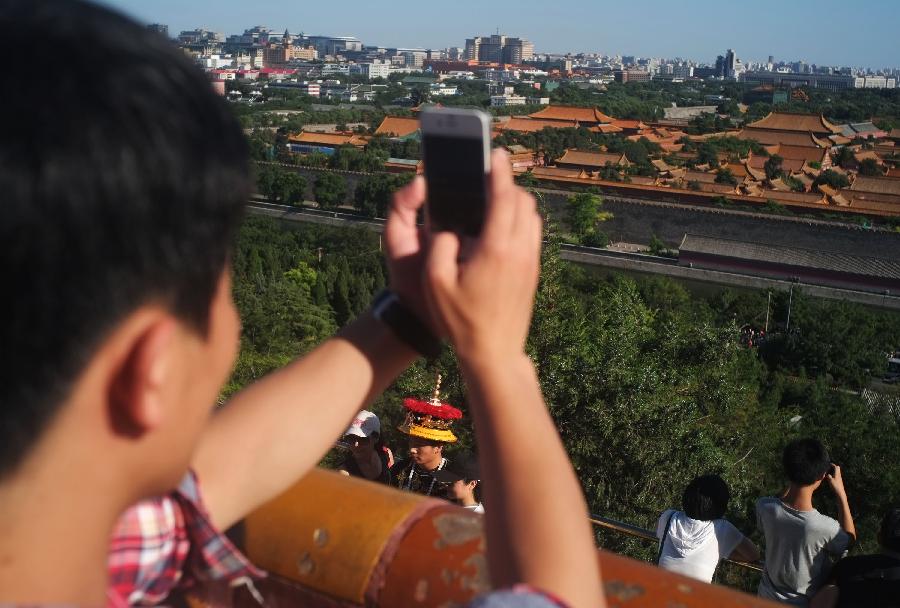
[108,317,178,438]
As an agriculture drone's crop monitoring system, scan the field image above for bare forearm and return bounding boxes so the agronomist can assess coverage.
[460,353,604,608]
[835,492,856,540]
[194,313,416,529]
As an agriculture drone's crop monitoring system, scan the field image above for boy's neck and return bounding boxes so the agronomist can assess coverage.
[0,456,126,604]
[459,493,478,507]
[781,484,816,512]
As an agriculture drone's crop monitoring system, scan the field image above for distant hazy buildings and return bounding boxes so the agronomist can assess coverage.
[614,69,651,83]
[464,34,534,64]
[146,23,168,38]
[741,71,895,90]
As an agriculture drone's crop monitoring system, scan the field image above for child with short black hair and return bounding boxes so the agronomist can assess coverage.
[656,474,759,582]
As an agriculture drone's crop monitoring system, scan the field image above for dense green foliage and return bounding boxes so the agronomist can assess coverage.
[229,205,900,591]
[566,193,613,245]
[313,172,348,210]
[353,173,414,218]
[256,164,307,205]
[814,169,851,189]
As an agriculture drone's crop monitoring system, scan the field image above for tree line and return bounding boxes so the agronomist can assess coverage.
[226,215,900,593]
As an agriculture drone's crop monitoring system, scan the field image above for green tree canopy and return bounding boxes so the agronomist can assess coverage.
[314,172,348,210]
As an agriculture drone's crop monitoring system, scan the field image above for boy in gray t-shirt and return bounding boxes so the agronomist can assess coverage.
[757,438,855,606]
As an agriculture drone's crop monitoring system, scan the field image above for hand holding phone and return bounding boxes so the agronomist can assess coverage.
[826,463,847,496]
[420,107,491,237]
[421,147,541,363]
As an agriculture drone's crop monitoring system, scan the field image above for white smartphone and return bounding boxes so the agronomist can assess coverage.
[420,107,492,236]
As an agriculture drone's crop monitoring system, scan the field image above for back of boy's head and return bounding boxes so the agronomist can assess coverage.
[0,0,249,479]
[880,507,900,552]
[682,474,730,520]
[782,438,830,486]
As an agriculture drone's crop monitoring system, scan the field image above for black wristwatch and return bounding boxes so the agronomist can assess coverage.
[371,290,442,360]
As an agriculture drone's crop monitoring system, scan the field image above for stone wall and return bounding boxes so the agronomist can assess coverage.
[540,191,900,258]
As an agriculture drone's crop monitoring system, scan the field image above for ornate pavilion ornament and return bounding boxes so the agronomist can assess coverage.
[397,372,461,443]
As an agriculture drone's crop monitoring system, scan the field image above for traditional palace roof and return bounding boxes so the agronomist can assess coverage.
[374,116,420,138]
[528,105,615,124]
[611,119,647,131]
[770,145,829,164]
[555,149,630,168]
[746,112,841,135]
[737,128,830,148]
[497,117,580,132]
[288,132,368,147]
[849,175,900,196]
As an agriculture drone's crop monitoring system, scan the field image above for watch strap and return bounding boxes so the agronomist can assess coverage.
[372,290,442,360]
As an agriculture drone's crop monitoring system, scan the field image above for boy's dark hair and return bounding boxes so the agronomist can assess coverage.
[682,474,730,520]
[0,0,249,478]
[782,438,830,486]
[879,507,900,552]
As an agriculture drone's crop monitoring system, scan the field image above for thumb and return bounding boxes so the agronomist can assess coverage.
[426,231,461,295]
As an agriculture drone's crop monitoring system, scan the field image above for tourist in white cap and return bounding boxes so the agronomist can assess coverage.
[337,410,392,483]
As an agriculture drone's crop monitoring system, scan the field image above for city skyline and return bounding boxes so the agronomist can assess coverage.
[95,0,900,69]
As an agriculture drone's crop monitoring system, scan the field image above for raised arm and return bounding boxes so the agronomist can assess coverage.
[192,179,431,530]
[827,464,856,543]
[423,150,605,608]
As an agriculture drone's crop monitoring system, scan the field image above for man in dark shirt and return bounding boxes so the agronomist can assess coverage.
[392,376,460,496]
[812,507,900,608]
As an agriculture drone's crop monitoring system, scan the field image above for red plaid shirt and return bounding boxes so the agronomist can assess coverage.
[107,470,264,607]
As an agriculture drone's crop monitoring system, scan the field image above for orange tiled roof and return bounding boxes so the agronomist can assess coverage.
[696,182,738,194]
[528,105,615,124]
[592,123,624,134]
[725,163,749,179]
[747,112,841,135]
[771,145,828,164]
[611,119,646,131]
[374,116,420,138]
[854,150,883,164]
[556,149,629,168]
[498,117,581,132]
[530,166,593,179]
[683,170,719,184]
[849,175,900,196]
[760,190,827,205]
[288,132,367,147]
[738,128,829,148]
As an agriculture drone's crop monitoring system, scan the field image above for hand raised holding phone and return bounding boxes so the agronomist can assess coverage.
[423,147,542,364]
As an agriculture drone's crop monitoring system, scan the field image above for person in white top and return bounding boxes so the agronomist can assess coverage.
[434,452,485,514]
[656,474,760,582]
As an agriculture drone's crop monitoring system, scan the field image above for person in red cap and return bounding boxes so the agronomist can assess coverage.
[393,374,462,496]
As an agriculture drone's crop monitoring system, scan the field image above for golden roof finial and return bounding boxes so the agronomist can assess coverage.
[430,372,443,406]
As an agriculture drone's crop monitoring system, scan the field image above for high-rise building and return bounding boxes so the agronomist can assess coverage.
[464,38,481,61]
[147,23,168,38]
[725,48,737,78]
[465,33,533,64]
[503,37,534,64]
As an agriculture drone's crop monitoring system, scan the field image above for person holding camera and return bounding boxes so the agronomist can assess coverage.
[336,410,393,484]
[757,438,856,606]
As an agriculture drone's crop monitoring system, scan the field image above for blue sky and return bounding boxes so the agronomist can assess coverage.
[95,0,899,68]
